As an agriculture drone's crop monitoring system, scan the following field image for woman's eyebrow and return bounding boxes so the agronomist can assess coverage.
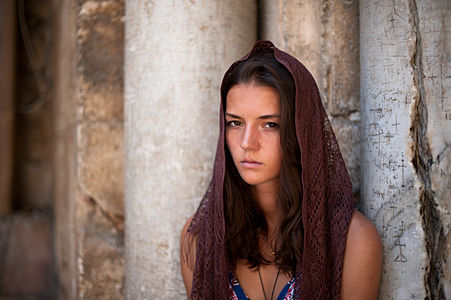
[225,112,242,119]
[258,114,280,119]
[225,113,280,119]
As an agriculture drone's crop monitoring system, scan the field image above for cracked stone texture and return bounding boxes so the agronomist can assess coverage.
[417,0,451,296]
[77,196,124,299]
[77,1,125,299]
[54,0,125,299]
[360,0,450,298]
[260,0,361,196]
[124,1,256,298]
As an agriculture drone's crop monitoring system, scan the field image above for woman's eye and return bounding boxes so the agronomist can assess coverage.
[264,122,279,129]
[227,120,241,127]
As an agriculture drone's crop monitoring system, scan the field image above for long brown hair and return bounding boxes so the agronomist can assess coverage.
[222,51,303,275]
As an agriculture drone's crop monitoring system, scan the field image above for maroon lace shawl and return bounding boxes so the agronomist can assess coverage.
[187,40,354,299]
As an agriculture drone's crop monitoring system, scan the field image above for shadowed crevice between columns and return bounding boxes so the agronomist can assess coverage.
[408,0,446,299]
[256,0,262,40]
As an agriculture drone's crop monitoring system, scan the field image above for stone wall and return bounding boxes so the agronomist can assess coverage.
[260,0,361,198]
[360,0,450,298]
[54,0,125,299]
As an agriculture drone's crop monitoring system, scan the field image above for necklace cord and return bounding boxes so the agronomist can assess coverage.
[257,267,281,300]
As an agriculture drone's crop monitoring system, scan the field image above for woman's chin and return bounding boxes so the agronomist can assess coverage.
[237,171,261,186]
[238,173,279,189]
[242,178,261,186]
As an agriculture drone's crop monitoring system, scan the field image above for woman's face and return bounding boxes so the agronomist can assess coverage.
[225,83,283,191]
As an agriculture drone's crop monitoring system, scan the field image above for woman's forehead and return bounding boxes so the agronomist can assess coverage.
[226,84,280,115]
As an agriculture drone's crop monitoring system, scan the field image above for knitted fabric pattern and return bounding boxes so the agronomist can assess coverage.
[187,40,354,300]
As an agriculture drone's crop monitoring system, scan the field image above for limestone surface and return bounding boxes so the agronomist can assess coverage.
[360,0,450,298]
[124,1,256,298]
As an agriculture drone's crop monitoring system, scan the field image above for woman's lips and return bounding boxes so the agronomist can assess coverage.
[240,159,262,168]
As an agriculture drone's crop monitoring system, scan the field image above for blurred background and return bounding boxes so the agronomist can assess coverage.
[1,0,124,299]
[1,0,58,299]
[0,0,449,299]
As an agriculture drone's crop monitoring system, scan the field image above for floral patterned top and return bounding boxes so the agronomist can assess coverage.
[229,272,300,300]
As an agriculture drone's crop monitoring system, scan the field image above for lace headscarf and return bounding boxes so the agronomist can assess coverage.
[187,40,354,299]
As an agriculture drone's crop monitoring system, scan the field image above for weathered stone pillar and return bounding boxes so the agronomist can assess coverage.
[260,0,361,197]
[53,0,77,297]
[124,1,256,298]
[0,0,15,215]
[54,0,125,299]
[360,0,450,298]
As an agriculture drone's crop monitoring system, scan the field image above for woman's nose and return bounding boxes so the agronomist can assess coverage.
[240,126,259,150]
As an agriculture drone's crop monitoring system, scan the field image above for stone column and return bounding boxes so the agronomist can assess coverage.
[260,0,361,198]
[0,0,15,215]
[124,1,256,298]
[360,0,450,298]
[54,0,125,299]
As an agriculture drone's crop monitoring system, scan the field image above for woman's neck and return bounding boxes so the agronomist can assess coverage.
[251,183,280,236]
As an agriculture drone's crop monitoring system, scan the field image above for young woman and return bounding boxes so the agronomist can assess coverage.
[180,41,382,300]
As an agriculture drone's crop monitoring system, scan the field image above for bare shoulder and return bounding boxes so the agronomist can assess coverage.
[180,215,196,297]
[341,210,383,300]
[181,215,194,243]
